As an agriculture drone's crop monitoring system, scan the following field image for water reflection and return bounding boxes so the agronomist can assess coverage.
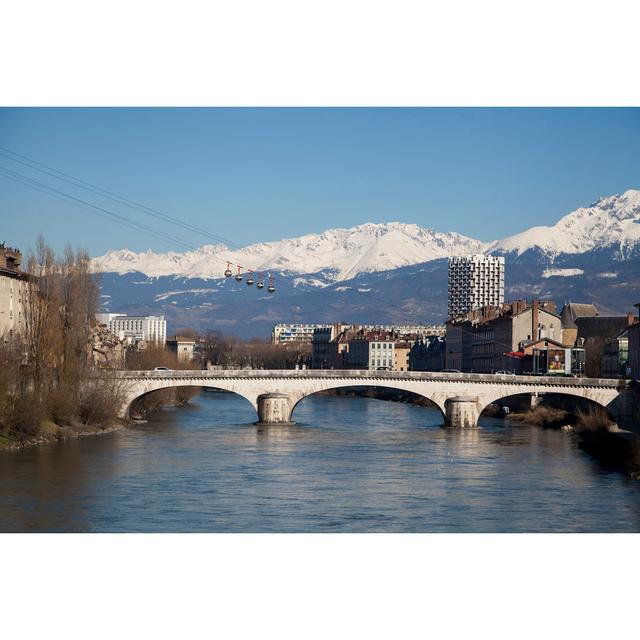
[1,391,640,532]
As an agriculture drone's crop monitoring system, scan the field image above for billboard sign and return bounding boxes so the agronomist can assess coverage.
[547,348,567,374]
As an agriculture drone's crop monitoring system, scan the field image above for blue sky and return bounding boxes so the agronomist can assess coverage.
[1,107,638,257]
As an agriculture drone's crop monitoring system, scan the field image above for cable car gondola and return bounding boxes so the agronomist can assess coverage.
[246,270,254,286]
[256,272,264,290]
[235,265,243,282]
[224,261,232,278]
[267,276,275,294]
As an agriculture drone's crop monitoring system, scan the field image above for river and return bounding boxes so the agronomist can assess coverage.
[1,390,639,532]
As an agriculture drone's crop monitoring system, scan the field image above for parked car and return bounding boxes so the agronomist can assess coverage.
[495,370,516,376]
[441,368,461,373]
[153,366,172,371]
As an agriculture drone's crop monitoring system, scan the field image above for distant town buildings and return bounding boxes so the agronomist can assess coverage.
[447,254,505,319]
[271,322,444,346]
[96,313,167,345]
[0,244,30,340]
[310,323,445,371]
[445,299,562,373]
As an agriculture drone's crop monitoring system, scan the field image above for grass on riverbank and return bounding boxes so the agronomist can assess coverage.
[0,416,129,452]
[508,403,640,479]
[508,405,575,429]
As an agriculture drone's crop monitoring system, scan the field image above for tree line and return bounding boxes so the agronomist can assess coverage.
[0,237,121,441]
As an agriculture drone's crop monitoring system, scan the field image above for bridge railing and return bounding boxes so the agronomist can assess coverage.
[98,369,631,389]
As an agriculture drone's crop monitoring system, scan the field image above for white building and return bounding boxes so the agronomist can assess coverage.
[447,254,505,319]
[99,313,167,345]
[95,312,127,327]
[360,324,445,337]
[272,323,332,345]
[367,338,396,370]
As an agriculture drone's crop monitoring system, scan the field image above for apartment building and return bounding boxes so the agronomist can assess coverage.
[99,313,167,345]
[272,323,333,345]
[447,254,505,319]
[0,244,31,341]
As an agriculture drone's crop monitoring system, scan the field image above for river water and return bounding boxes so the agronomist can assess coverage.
[1,390,640,532]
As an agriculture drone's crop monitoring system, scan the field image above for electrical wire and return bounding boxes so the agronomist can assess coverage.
[0,165,200,253]
[0,145,247,251]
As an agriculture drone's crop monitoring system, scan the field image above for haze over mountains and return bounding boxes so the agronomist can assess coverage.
[95,189,640,336]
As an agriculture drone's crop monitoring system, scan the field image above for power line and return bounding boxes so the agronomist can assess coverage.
[0,145,247,251]
[0,166,201,253]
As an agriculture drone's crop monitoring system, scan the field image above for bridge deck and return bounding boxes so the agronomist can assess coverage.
[107,369,630,390]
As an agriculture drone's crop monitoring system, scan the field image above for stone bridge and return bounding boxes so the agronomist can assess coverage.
[108,370,634,428]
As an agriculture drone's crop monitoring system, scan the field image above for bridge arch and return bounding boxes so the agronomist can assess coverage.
[476,385,621,425]
[478,389,617,425]
[289,382,447,423]
[119,378,260,419]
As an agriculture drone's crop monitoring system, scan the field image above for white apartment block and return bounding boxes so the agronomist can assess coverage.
[99,313,167,345]
[368,339,395,370]
[272,323,332,345]
[448,254,505,319]
[361,324,446,337]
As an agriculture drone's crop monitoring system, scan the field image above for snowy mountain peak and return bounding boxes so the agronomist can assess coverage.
[491,188,640,259]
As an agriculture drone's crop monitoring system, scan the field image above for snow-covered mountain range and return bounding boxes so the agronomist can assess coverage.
[94,189,640,335]
[94,189,640,283]
[94,223,487,283]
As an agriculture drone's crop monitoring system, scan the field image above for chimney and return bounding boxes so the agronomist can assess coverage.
[532,299,539,341]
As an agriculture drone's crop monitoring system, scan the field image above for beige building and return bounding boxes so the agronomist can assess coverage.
[393,341,411,372]
[167,336,196,362]
[0,245,31,341]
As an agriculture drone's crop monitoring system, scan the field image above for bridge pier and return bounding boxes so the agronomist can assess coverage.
[256,393,294,425]
[445,396,480,428]
[530,392,542,408]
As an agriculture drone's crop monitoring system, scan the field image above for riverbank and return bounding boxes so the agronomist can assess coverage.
[505,404,640,479]
[0,419,130,452]
[0,385,201,452]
